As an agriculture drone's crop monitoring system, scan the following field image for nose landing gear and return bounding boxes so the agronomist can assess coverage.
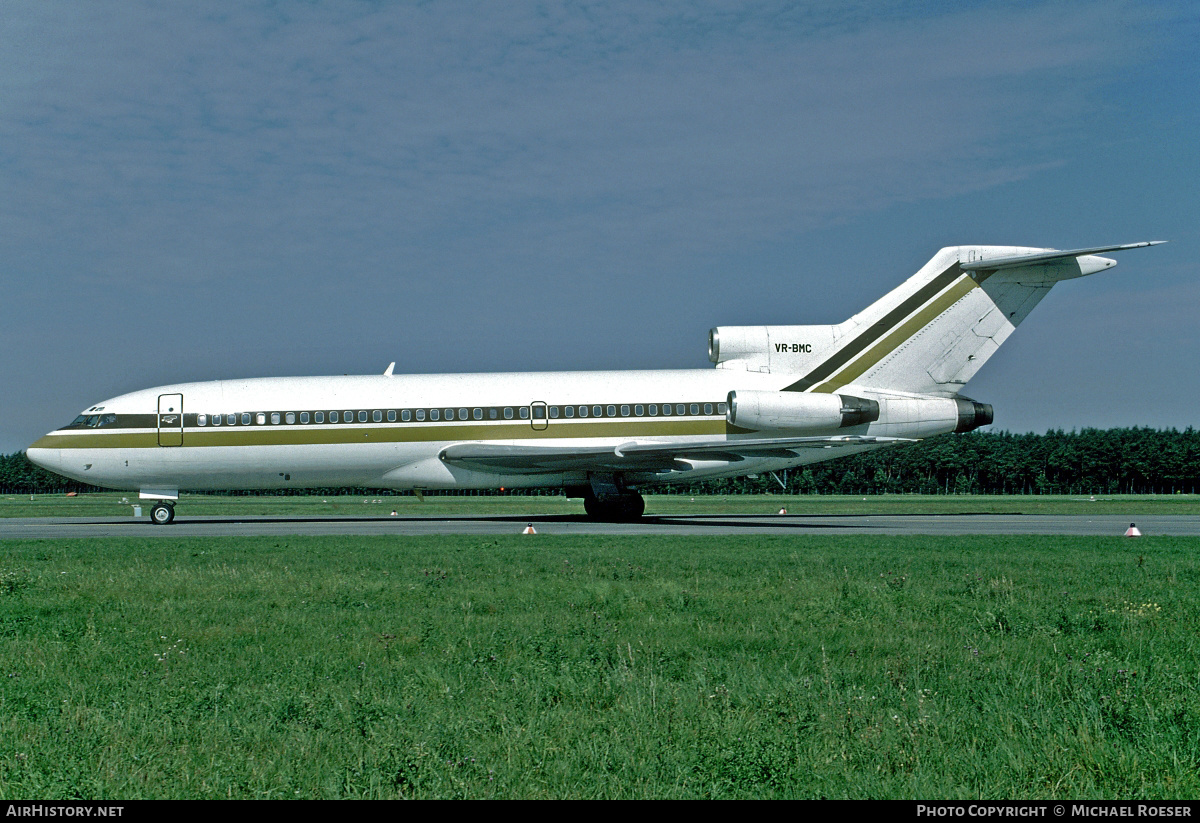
[149,501,176,525]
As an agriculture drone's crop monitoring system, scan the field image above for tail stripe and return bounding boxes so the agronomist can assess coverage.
[782,262,966,392]
[809,274,977,393]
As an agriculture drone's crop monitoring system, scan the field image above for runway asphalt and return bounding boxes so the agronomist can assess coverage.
[3,513,1199,538]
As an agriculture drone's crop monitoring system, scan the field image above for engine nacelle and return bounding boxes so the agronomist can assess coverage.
[709,325,839,373]
[954,398,993,433]
[728,390,879,432]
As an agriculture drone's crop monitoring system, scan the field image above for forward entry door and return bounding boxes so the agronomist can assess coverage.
[158,393,184,447]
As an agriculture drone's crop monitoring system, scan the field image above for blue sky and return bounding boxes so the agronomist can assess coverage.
[2,1,1197,453]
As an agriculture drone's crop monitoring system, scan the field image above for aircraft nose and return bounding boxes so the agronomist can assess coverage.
[26,440,60,472]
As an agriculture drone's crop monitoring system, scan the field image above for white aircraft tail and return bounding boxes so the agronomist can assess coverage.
[709,242,1162,396]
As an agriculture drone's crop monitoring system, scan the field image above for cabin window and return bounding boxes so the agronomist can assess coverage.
[300,412,310,424]
[549,406,559,419]
[196,414,207,427]
[444,409,455,421]
[415,409,425,421]
[606,405,616,417]
[592,405,602,418]
[387,410,396,422]
[690,404,699,415]
[372,410,382,422]
[635,405,644,416]
[564,406,575,418]
[488,408,498,420]
[578,406,588,418]
[256,413,266,425]
[358,410,367,423]
[210,414,220,426]
[503,407,513,419]
[344,410,353,422]
[430,409,440,421]
[662,405,671,416]
[704,403,713,415]
[676,404,686,416]
[519,407,529,419]
[330,411,339,423]
[648,404,657,416]
[717,402,728,415]
[284,412,294,424]
[401,410,411,422]
[270,412,280,424]
[473,408,483,420]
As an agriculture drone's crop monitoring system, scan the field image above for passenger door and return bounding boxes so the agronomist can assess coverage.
[158,393,184,447]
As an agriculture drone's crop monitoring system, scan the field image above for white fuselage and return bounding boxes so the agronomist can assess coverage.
[26,368,953,496]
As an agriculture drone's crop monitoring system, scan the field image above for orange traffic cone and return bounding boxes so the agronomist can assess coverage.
[1125,523,1142,537]
[522,524,537,535]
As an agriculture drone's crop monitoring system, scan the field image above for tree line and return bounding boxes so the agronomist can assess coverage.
[3,427,1198,496]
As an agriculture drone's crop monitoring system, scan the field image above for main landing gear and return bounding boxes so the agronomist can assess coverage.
[572,474,646,522]
[583,491,645,521]
[149,501,176,525]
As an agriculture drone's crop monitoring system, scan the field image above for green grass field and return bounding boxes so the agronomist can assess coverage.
[2,533,1198,798]
[5,491,1200,518]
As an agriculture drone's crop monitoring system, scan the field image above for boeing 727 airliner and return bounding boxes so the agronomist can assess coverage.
[27,242,1162,524]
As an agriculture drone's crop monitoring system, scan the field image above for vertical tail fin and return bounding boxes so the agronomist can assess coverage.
[776,242,1162,395]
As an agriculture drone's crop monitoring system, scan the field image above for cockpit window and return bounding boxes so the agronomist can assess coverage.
[65,413,119,429]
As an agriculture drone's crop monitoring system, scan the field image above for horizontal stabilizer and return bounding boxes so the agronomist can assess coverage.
[960,241,1165,272]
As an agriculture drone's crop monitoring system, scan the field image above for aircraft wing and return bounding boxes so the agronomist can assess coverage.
[438,435,915,474]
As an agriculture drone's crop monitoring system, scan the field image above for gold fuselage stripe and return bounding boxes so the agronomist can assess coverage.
[31,419,727,449]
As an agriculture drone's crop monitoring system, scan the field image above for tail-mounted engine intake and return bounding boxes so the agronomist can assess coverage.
[728,390,880,432]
